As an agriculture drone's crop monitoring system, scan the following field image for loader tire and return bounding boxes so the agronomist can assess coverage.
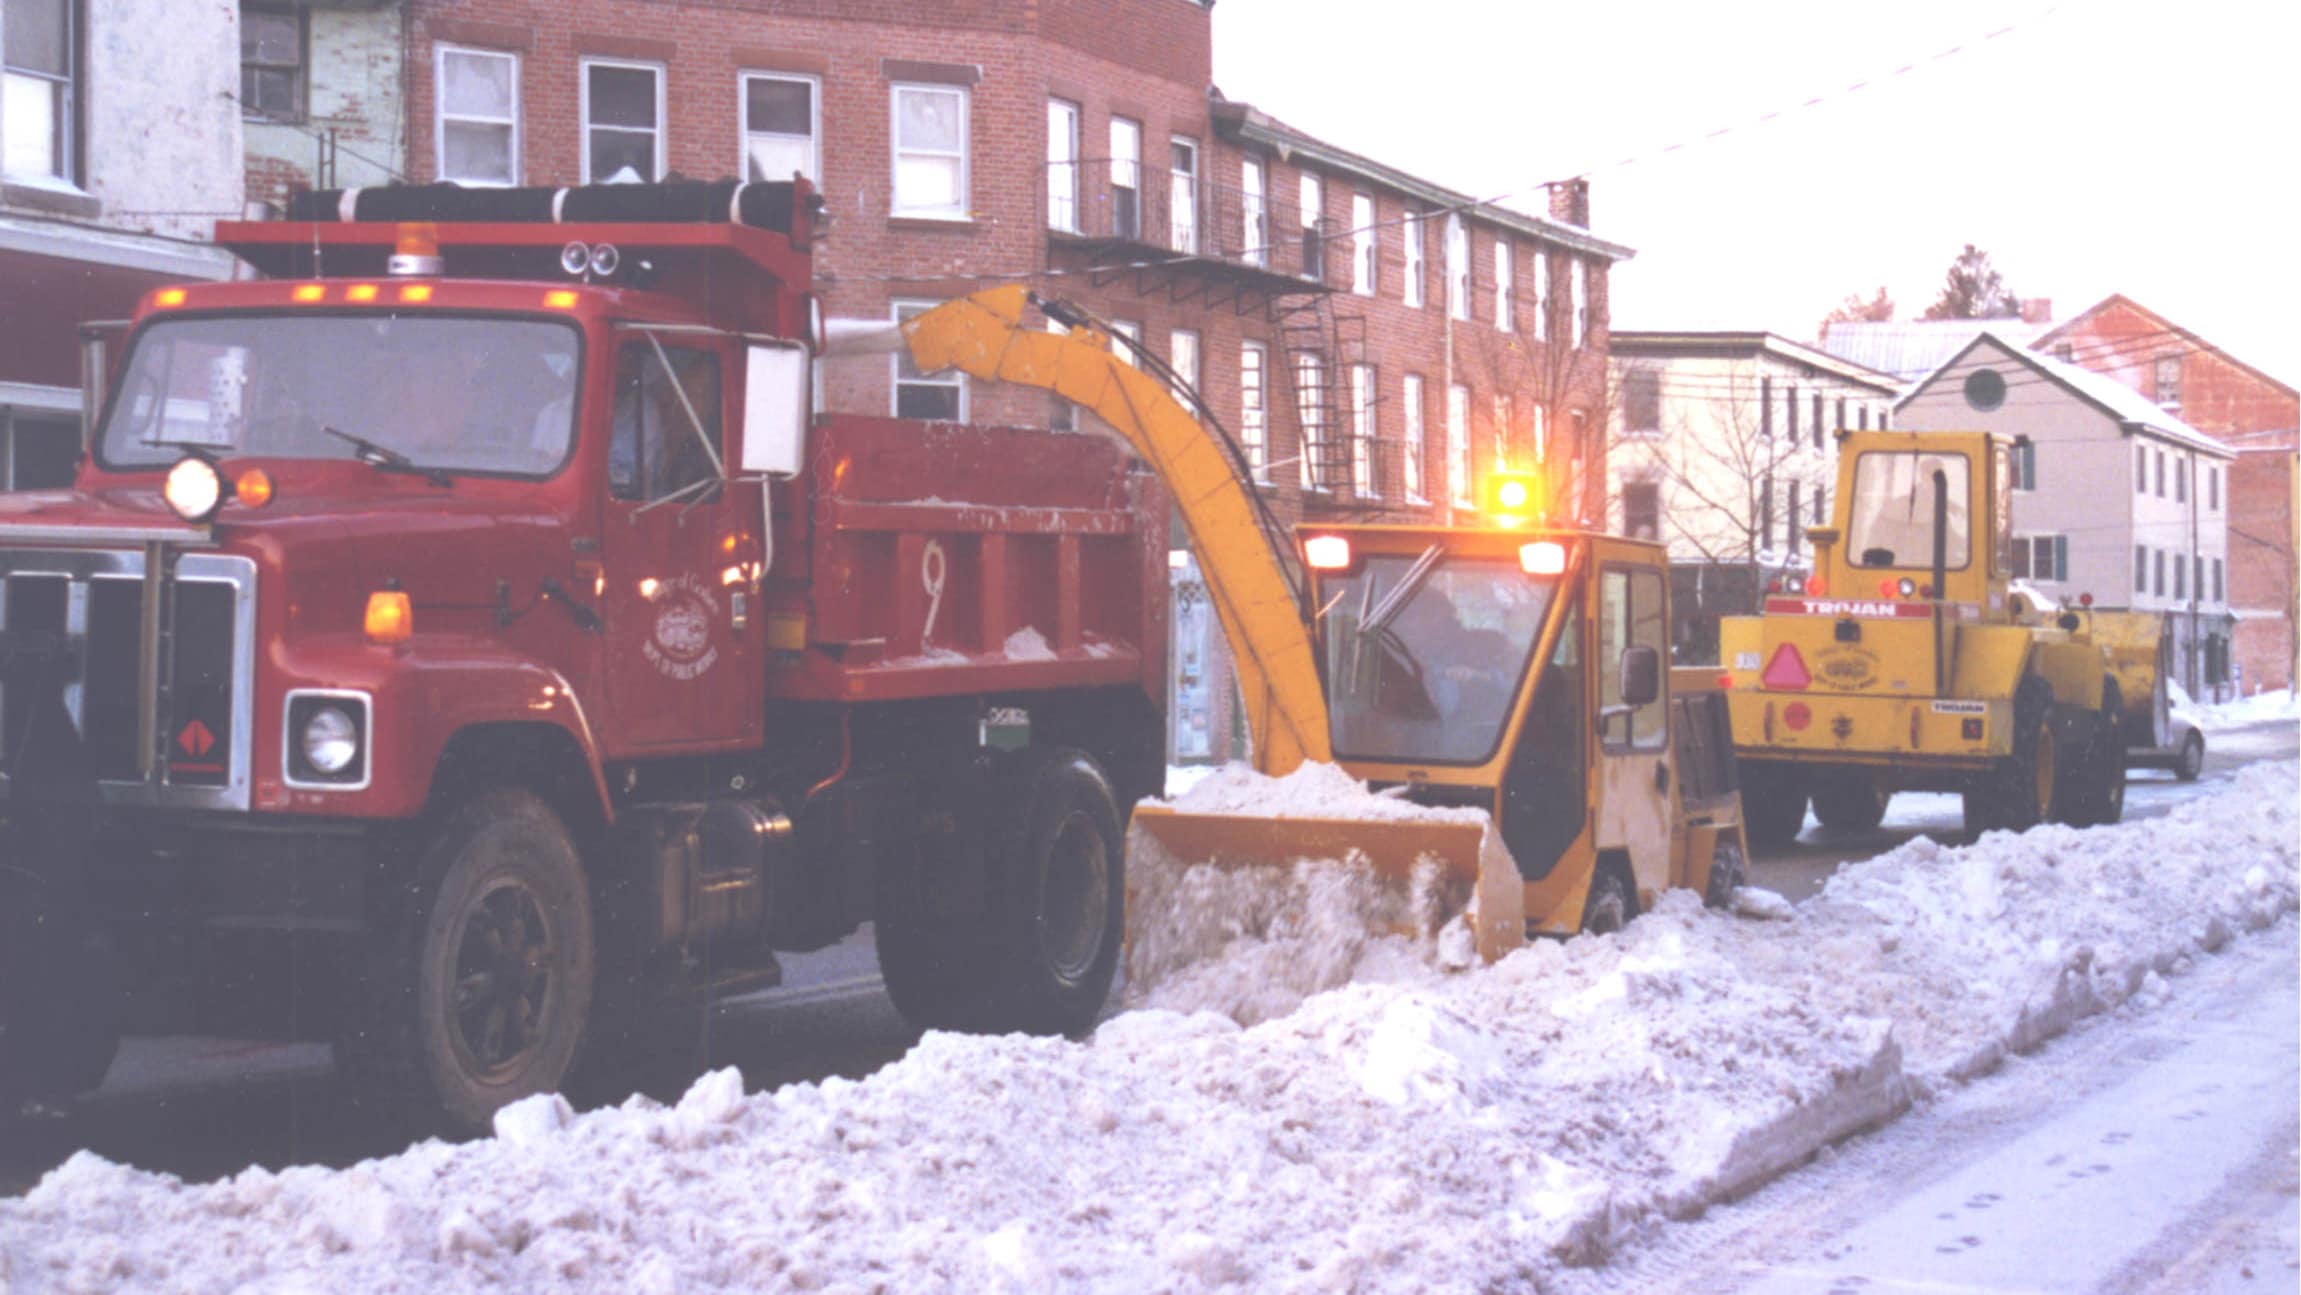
[341,789,595,1136]
[1703,836,1747,909]
[1982,677,2056,834]
[1739,762,1808,848]
[2065,679,2128,828]
[1580,862,1637,935]
[1809,768,1890,835]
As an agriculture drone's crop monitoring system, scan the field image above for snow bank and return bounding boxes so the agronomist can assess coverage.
[4,764,2293,1295]
[2171,683,2297,733]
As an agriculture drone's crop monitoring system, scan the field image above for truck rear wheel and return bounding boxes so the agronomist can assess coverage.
[980,747,1125,1035]
[345,789,595,1134]
[1809,768,1890,834]
[1739,762,1808,848]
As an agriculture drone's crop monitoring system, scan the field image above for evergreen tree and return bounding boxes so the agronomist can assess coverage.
[1920,244,2023,320]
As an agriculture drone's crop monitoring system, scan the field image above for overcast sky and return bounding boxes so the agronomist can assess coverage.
[1212,0,2299,384]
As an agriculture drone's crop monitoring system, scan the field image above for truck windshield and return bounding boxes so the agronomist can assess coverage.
[1845,450,1971,570]
[97,314,581,478]
[1318,554,1557,764]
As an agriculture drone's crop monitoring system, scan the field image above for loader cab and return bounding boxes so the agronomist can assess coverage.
[1813,430,2014,612]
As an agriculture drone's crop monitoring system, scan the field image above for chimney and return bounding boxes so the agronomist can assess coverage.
[2020,297,2053,324]
[1548,178,1589,228]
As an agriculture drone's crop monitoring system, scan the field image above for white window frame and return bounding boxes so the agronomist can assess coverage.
[1444,213,1470,321]
[1241,341,1268,481]
[1402,210,1425,308]
[1532,404,1548,463]
[1169,135,1200,254]
[1493,393,1512,468]
[1351,192,1376,296]
[1571,258,1590,348]
[1351,362,1377,497]
[1447,382,1471,506]
[578,57,666,184]
[891,82,969,221]
[891,298,966,419]
[1298,172,1323,279]
[434,44,521,187]
[1402,374,1427,502]
[1240,158,1267,267]
[1494,239,1514,332]
[1169,328,1200,406]
[1110,319,1142,369]
[1530,248,1548,341]
[738,70,821,183]
[1296,350,1326,490]
[1109,115,1141,237]
[4,0,77,184]
[1045,98,1080,232]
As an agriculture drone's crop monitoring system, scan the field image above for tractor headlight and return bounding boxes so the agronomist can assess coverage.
[285,691,370,788]
[164,456,224,522]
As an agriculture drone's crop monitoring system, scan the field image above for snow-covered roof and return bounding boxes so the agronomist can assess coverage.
[1902,331,2234,457]
[1820,318,2050,382]
[1611,330,1902,394]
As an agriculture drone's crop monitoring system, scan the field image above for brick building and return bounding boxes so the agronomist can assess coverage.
[240,1,407,208]
[2032,296,2297,694]
[386,0,1636,760]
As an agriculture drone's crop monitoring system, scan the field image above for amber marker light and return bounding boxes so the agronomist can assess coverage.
[345,283,379,303]
[233,468,274,508]
[154,287,188,308]
[399,284,434,304]
[1302,535,1352,570]
[364,590,413,643]
[292,283,327,303]
[544,289,580,309]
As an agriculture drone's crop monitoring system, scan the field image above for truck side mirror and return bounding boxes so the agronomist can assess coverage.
[1619,644,1660,709]
[741,341,811,477]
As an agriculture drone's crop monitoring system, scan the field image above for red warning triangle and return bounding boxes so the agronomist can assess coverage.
[178,719,216,757]
[1760,643,1811,691]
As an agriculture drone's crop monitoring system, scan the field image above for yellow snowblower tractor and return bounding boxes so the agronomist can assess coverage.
[1719,429,2130,844]
[895,288,1748,960]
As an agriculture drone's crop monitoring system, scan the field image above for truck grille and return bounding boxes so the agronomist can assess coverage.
[0,548,257,810]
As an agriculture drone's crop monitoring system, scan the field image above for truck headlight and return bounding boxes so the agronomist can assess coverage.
[164,456,224,522]
[284,691,370,788]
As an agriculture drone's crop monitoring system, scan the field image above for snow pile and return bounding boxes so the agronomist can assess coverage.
[2171,682,2297,733]
[1002,627,1056,661]
[1158,759,1490,824]
[3,765,2293,1295]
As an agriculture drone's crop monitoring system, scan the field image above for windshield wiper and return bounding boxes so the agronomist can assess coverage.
[1358,544,1447,640]
[322,424,453,488]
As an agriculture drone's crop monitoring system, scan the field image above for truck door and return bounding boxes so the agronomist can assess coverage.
[1595,556,1672,895]
[598,334,766,753]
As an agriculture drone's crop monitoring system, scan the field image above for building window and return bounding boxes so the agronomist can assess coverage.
[2195,555,2204,601]
[893,83,968,219]
[2176,458,2187,503]
[1402,374,1426,501]
[240,7,305,121]
[1299,173,1323,279]
[1169,136,1199,254]
[1786,480,1802,555]
[1402,210,1425,308]
[3,0,75,181]
[1240,158,1267,267]
[2175,552,2186,599]
[1810,391,1823,450]
[1350,192,1375,295]
[2154,548,2166,596]
[436,45,519,186]
[2056,342,2075,362]
[580,59,663,183]
[1350,362,1377,497]
[2135,545,2148,592]
[1044,98,1079,232]
[1108,319,1142,368]
[1532,404,1548,463]
[1760,474,1774,552]
[1169,328,1200,406]
[1834,396,1847,436]
[1623,480,1659,541]
[1446,383,1470,505]
[2014,535,2068,581]
[1814,485,1826,524]
[1624,368,1661,436]
[1240,342,1267,480]
[1761,377,1773,439]
[1859,404,1872,430]
[2210,465,2220,510]
[2155,448,2165,497]
[1493,393,1512,468]
[2136,445,2147,494]
[2011,439,2037,490]
[1295,351,1327,490]
[1571,259,1589,348]
[0,407,76,488]
[2155,356,2181,411]
[744,72,819,182]
[2214,557,2224,602]
[1786,385,1799,443]
[892,300,965,419]
[1493,240,1515,332]
[1443,214,1470,320]
[1530,249,1548,341]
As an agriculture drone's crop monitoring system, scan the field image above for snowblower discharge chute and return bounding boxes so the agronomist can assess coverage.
[894,287,1749,980]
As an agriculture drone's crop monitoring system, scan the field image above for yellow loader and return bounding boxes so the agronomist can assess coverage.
[897,287,1748,966]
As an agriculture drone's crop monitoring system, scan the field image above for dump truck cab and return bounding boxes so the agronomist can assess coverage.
[1721,429,2128,841]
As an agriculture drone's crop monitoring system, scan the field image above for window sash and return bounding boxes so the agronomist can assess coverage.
[1240,342,1267,480]
[1571,259,1589,347]
[1169,329,1200,405]
[1169,136,1199,254]
[436,46,519,187]
[1494,241,1513,331]
[892,300,966,419]
[1402,212,1425,308]
[1295,350,1325,490]
[1444,215,1469,320]
[742,72,820,183]
[1351,363,1376,496]
[1045,99,1079,232]
[1402,374,1425,500]
[1240,159,1266,267]
[580,59,664,184]
[893,84,968,218]
[1351,193,1375,295]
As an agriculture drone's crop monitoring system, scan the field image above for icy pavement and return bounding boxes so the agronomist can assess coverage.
[2,763,2293,1294]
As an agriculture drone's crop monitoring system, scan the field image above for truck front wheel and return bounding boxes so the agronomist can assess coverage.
[347,789,595,1134]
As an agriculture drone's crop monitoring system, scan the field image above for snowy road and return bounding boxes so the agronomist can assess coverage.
[1556,922,2300,1295]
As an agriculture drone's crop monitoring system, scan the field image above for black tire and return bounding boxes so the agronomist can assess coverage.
[1703,835,1747,909]
[1961,788,1994,839]
[1739,762,1808,848]
[980,747,1125,1035]
[1988,677,2056,833]
[876,815,995,1033]
[1809,768,1890,835]
[1580,862,1637,935]
[343,789,595,1134]
[2175,730,2205,782]
[0,853,121,1110]
[2066,679,2128,828]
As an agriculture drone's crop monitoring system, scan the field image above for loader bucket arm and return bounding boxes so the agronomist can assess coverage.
[901,285,1331,776]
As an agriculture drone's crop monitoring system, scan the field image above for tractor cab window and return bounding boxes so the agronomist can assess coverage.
[610,340,722,503]
[1319,551,1557,764]
[1599,566,1667,751]
[1845,450,1971,570]
[97,314,579,478]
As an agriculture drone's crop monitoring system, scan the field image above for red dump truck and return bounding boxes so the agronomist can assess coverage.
[0,181,1166,1129]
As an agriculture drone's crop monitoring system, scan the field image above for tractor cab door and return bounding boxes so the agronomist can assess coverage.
[1593,551,1674,898]
[597,332,767,754]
